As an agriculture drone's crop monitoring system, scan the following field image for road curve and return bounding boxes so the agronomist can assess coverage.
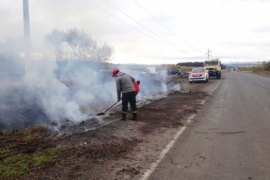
[148,71,270,180]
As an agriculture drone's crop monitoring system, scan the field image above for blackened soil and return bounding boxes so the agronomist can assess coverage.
[1,86,208,180]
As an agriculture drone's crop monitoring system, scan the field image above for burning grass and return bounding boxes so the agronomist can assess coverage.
[0,126,66,180]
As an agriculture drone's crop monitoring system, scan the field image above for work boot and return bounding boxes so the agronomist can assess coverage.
[131,113,137,121]
[120,113,126,121]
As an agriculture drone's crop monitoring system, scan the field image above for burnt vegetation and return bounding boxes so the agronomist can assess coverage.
[1,30,209,178]
[0,87,208,179]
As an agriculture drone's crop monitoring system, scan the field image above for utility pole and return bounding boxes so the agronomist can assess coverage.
[23,0,31,58]
[206,49,211,61]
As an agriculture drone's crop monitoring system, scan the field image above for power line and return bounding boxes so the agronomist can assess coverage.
[84,0,163,44]
[133,0,204,53]
[101,0,186,53]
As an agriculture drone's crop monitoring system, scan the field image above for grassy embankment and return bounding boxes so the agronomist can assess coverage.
[0,126,66,180]
[239,65,270,78]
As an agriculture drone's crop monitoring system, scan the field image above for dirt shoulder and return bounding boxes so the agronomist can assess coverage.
[0,77,209,180]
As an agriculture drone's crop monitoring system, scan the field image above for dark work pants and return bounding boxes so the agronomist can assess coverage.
[122,91,137,114]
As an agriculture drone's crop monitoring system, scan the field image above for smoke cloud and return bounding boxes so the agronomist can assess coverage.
[0,36,179,131]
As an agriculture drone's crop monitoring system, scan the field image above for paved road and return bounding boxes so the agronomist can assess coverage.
[148,71,270,180]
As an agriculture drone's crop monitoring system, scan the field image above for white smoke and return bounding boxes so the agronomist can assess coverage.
[0,36,180,131]
[0,39,117,130]
[115,66,180,103]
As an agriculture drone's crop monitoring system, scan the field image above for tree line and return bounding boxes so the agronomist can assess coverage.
[262,61,270,71]
[176,62,204,67]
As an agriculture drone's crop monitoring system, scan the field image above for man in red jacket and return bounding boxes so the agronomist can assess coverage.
[112,68,137,121]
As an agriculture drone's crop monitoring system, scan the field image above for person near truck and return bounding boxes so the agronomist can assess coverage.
[112,68,137,121]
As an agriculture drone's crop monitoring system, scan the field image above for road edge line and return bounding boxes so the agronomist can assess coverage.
[209,80,222,95]
[139,114,196,180]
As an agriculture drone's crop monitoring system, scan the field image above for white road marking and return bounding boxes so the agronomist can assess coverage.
[259,87,266,93]
[209,81,222,95]
[139,114,196,180]
[140,79,222,180]
[200,100,206,105]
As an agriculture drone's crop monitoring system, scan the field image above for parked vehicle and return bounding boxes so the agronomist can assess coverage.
[167,69,182,76]
[204,59,221,79]
[189,67,209,83]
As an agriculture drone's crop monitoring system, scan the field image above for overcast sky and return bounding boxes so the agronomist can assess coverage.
[1,0,270,64]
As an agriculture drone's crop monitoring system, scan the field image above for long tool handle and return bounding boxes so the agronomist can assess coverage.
[104,101,119,113]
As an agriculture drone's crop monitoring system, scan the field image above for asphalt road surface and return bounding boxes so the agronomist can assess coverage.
[148,71,270,180]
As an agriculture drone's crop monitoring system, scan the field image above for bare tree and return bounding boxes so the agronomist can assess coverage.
[96,44,114,62]
[45,28,114,61]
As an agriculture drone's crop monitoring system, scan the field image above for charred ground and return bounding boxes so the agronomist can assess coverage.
[0,77,208,180]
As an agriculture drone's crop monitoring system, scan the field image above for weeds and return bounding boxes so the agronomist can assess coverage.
[0,126,65,179]
[33,147,64,167]
[0,154,30,179]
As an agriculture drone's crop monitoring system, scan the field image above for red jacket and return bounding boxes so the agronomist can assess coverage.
[134,81,140,96]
